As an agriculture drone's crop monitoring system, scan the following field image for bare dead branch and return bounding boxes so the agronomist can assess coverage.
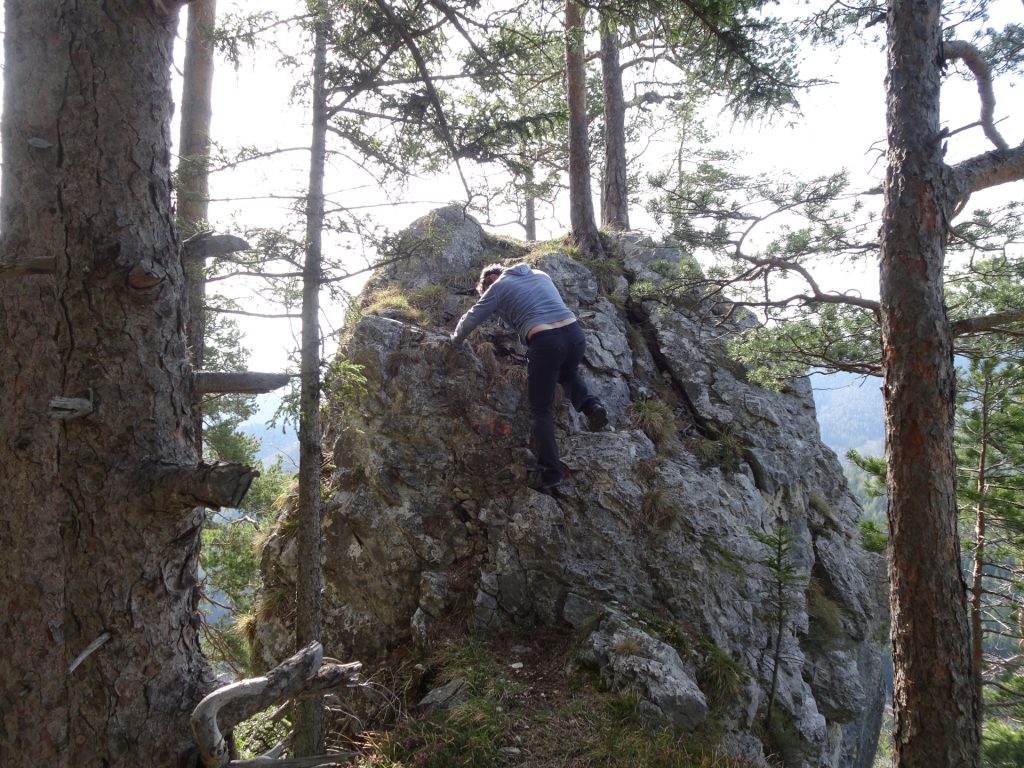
[49,393,95,420]
[144,461,258,511]
[182,232,252,262]
[0,256,55,279]
[951,308,1024,336]
[943,40,1009,151]
[205,306,302,319]
[66,632,112,675]
[191,642,362,768]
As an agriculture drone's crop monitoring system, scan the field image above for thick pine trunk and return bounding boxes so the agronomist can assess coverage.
[600,21,630,231]
[565,0,603,256]
[0,2,67,762]
[881,2,980,765]
[0,3,213,765]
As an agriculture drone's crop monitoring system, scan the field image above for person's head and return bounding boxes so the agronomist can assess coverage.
[476,264,504,295]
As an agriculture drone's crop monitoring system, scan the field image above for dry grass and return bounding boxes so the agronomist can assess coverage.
[338,631,768,768]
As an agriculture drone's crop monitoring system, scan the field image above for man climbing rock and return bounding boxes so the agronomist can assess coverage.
[450,262,608,491]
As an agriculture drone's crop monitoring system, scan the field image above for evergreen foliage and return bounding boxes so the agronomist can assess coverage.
[956,346,1024,724]
[747,522,807,732]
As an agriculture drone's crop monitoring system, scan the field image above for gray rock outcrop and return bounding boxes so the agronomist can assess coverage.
[254,206,888,768]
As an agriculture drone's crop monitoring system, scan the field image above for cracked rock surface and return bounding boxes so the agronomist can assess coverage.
[254,206,887,768]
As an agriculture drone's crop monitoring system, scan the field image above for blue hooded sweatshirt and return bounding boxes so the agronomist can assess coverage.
[451,264,575,345]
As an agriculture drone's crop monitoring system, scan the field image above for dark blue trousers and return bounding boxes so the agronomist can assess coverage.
[527,322,598,484]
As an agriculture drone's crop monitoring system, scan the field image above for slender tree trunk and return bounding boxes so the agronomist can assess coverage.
[765,573,784,732]
[1,2,217,764]
[971,465,987,716]
[881,2,980,766]
[970,371,990,716]
[292,7,329,757]
[600,18,630,231]
[178,0,217,237]
[178,0,218,452]
[565,0,603,256]
[524,166,538,241]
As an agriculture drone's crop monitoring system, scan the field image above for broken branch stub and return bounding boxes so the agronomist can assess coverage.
[195,371,292,395]
[145,461,259,510]
[0,256,56,279]
[182,232,251,262]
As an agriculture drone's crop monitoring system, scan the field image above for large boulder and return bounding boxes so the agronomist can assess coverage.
[254,207,887,768]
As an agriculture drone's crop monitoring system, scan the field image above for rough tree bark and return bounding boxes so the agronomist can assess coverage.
[0,3,67,762]
[881,1,980,765]
[565,0,604,256]
[600,18,630,231]
[292,6,329,757]
[0,2,223,764]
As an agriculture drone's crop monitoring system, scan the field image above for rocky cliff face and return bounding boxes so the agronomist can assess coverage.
[254,206,887,768]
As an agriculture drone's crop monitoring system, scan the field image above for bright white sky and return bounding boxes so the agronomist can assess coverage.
[173,0,1024,374]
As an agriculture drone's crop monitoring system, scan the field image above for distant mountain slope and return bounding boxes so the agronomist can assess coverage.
[239,393,298,468]
[811,371,885,459]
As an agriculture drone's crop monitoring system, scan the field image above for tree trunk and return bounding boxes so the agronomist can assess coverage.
[0,6,67,762]
[524,166,538,241]
[178,0,217,237]
[1,2,214,765]
[881,2,980,766]
[970,367,991,717]
[178,0,218,453]
[292,9,329,758]
[565,0,603,256]
[971,428,987,717]
[600,19,630,231]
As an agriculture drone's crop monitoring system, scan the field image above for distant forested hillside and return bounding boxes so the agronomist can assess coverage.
[811,372,887,521]
[811,371,885,458]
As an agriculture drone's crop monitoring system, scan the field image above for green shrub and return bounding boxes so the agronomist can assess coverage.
[697,640,748,711]
[362,286,424,322]
[805,579,847,653]
[349,632,767,768]
[579,254,624,295]
[408,284,449,324]
[858,519,887,553]
[982,720,1024,768]
[629,279,658,301]
[641,488,684,530]
[764,710,810,768]
[808,491,829,517]
[689,429,745,473]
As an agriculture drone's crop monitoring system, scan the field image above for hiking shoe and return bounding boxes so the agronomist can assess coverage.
[586,403,608,432]
[528,469,562,493]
